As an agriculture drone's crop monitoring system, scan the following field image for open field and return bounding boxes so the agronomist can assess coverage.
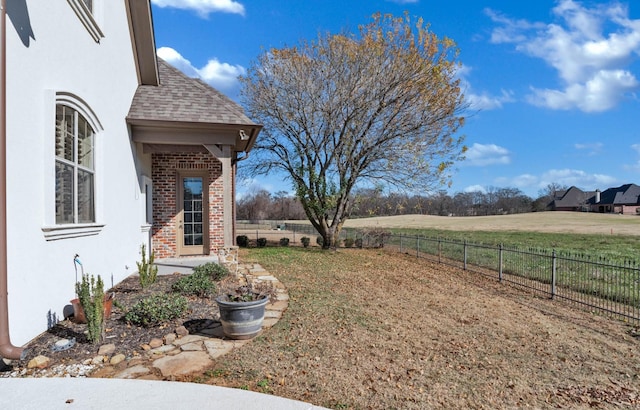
[342,212,640,236]
[191,247,640,409]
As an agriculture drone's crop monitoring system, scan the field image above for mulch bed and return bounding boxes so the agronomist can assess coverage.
[11,273,220,369]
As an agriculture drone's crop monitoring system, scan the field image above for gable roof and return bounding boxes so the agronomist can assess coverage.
[598,184,640,205]
[553,186,595,208]
[128,59,255,126]
[127,59,261,153]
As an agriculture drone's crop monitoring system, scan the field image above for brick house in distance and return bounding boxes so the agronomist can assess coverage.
[592,184,640,214]
[549,184,640,215]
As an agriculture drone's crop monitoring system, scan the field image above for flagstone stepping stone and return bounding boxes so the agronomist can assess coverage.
[152,351,213,377]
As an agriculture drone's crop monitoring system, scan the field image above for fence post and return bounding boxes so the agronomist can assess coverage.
[438,238,441,264]
[551,250,557,299]
[464,239,467,270]
[256,230,259,242]
[416,237,420,259]
[400,234,403,253]
[498,244,503,282]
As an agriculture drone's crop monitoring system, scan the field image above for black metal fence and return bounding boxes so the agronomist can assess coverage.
[236,222,640,324]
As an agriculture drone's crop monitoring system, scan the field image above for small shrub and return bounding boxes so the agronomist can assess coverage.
[236,235,249,247]
[76,273,104,344]
[124,293,188,327]
[343,237,355,248]
[279,237,290,247]
[316,236,324,246]
[257,237,267,247]
[172,272,216,297]
[137,244,158,289]
[300,236,310,248]
[193,262,230,281]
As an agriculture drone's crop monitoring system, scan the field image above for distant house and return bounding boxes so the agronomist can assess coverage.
[1,1,261,352]
[550,186,595,212]
[549,184,640,215]
[591,184,640,215]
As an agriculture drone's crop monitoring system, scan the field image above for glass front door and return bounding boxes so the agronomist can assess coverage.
[177,173,208,255]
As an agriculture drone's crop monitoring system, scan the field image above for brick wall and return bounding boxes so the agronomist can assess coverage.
[151,152,224,258]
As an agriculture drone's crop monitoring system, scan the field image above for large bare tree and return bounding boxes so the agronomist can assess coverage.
[240,13,467,248]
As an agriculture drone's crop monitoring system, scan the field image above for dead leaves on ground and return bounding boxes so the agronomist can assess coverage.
[552,380,639,408]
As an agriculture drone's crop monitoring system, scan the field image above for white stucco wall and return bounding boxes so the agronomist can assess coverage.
[6,2,149,345]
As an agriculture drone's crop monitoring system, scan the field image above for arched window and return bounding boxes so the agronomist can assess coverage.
[55,104,95,224]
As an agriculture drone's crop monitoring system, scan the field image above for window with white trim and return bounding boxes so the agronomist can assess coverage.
[55,105,95,224]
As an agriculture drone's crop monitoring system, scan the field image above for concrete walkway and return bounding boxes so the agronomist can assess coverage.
[0,378,327,409]
[1,261,328,410]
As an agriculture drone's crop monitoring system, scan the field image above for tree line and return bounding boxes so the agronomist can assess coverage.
[237,186,556,221]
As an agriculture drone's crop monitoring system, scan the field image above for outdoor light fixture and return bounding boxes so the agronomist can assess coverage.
[239,129,249,140]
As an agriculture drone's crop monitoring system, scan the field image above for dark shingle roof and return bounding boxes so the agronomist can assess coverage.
[554,186,595,208]
[127,59,256,126]
[599,184,640,205]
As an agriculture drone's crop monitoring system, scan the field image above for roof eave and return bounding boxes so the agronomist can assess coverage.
[127,118,262,153]
[126,0,159,86]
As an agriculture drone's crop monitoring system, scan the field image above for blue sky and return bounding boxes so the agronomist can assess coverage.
[150,0,640,199]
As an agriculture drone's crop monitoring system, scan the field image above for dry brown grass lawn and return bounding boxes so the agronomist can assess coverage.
[192,247,640,409]
[341,212,640,236]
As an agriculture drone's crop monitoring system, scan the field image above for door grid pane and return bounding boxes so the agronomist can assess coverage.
[183,177,203,246]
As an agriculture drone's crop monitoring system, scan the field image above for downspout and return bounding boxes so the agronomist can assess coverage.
[0,0,25,360]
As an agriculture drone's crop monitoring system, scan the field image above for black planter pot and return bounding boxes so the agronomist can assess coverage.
[215,295,269,340]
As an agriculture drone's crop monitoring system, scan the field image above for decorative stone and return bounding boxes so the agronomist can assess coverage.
[267,300,288,311]
[110,354,126,365]
[148,338,163,348]
[91,356,105,365]
[97,343,116,356]
[27,355,50,369]
[152,351,213,377]
[114,364,150,379]
[180,342,203,352]
[175,326,189,337]
[150,345,177,355]
[171,334,206,346]
[140,344,151,351]
[264,309,282,319]
[204,340,234,360]
[163,333,177,345]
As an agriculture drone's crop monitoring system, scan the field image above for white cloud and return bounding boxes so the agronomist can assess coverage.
[463,184,486,193]
[157,47,245,94]
[487,0,640,112]
[538,168,616,189]
[527,69,638,112]
[466,90,515,111]
[493,169,616,194]
[151,0,245,17]
[574,142,603,156]
[464,143,511,166]
[623,143,640,171]
[457,65,514,110]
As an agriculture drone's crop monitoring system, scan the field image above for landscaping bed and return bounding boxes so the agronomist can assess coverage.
[3,273,219,375]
